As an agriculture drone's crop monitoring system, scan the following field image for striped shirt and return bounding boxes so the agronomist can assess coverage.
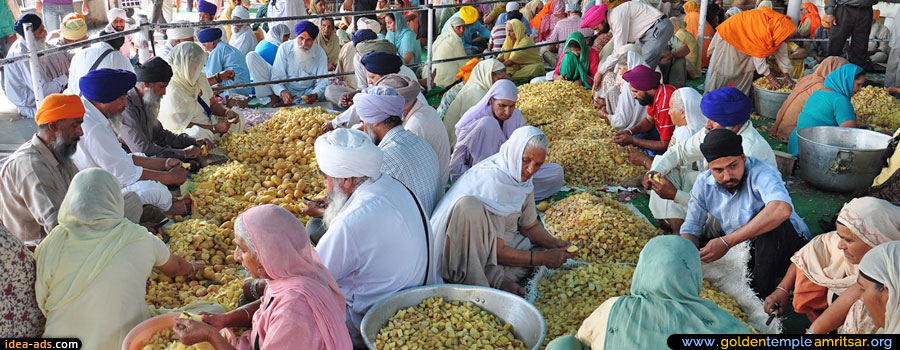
[545,15,594,53]
[380,126,443,216]
[648,84,677,142]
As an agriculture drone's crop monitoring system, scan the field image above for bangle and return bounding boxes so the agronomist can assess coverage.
[776,286,790,295]
[529,251,534,266]
[626,128,633,135]
[719,236,731,249]
[215,72,221,83]
[189,262,196,275]
[241,307,251,321]
[249,279,261,300]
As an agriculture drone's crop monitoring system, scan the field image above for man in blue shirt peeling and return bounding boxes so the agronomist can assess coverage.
[197,27,253,98]
[681,128,810,298]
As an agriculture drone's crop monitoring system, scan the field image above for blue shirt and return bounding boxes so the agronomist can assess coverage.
[681,157,811,240]
[255,40,279,65]
[441,13,492,51]
[787,89,856,156]
[203,41,253,96]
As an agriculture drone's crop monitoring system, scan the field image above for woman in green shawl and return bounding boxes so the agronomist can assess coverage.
[553,31,600,88]
[546,235,750,349]
[385,12,422,65]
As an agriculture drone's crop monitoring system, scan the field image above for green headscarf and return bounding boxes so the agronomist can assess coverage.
[559,31,590,88]
[604,236,749,348]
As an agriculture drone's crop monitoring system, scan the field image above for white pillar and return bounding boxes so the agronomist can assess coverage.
[23,23,44,109]
[697,0,708,62]
[136,14,152,63]
[426,4,434,89]
[787,0,801,24]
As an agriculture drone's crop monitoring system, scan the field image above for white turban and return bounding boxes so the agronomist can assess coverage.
[506,2,520,12]
[107,8,127,23]
[232,6,249,19]
[357,17,382,34]
[354,86,406,124]
[167,21,195,40]
[314,128,384,179]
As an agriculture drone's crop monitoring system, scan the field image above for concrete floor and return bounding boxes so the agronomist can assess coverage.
[0,86,36,160]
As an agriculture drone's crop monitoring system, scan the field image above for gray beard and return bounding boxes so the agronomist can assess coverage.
[51,135,77,169]
[107,112,124,139]
[365,126,381,145]
[293,41,314,72]
[322,182,351,229]
[143,90,162,131]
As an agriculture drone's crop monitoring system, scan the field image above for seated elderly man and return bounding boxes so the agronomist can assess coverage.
[5,14,71,119]
[356,86,442,215]
[868,11,890,64]
[228,6,256,56]
[121,57,212,163]
[0,94,142,246]
[312,128,430,346]
[73,69,191,215]
[430,126,576,296]
[158,21,194,58]
[644,87,776,234]
[48,13,88,47]
[197,28,253,99]
[680,129,809,297]
[269,21,329,107]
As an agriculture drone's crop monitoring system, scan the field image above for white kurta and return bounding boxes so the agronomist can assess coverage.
[229,27,257,57]
[73,97,172,211]
[268,0,307,38]
[315,174,428,344]
[66,42,134,96]
[3,40,71,118]
[270,41,329,99]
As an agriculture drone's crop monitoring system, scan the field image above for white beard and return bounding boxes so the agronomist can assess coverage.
[107,112,124,138]
[322,180,351,229]
[142,89,162,131]
[292,40,315,72]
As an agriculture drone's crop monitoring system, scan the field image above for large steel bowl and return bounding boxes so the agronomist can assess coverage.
[361,284,546,350]
[797,126,892,193]
[752,84,790,119]
[122,313,236,350]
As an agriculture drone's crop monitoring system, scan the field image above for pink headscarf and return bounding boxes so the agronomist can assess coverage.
[238,205,351,350]
[454,79,526,144]
[581,4,608,28]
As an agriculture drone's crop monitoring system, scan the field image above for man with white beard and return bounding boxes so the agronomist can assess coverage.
[120,57,212,163]
[4,14,72,119]
[158,22,195,58]
[269,21,328,107]
[0,94,143,246]
[312,128,431,346]
[228,6,256,56]
[73,69,192,216]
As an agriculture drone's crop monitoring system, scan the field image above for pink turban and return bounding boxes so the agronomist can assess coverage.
[623,64,661,91]
[580,4,608,28]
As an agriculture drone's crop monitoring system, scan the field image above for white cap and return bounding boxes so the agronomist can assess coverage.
[506,2,520,12]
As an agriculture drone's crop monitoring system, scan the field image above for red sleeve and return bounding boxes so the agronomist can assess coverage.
[553,53,563,75]
[655,110,676,142]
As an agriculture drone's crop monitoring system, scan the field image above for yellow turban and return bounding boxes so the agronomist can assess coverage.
[35,94,86,125]
[61,13,87,41]
[459,6,478,25]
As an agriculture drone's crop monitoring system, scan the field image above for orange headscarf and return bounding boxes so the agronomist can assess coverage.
[716,7,797,58]
[684,1,714,66]
[800,3,821,38]
[35,94,85,125]
[530,0,553,30]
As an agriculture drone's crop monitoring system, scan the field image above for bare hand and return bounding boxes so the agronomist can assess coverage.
[328,63,337,71]
[539,248,576,268]
[766,74,782,90]
[699,237,730,263]
[500,278,526,296]
[649,174,677,200]
[339,92,357,108]
[321,121,335,133]
[219,70,235,81]
[280,91,294,106]
[302,93,318,105]
[612,132,634,146]
[166,157,182,169]
[197,311,230,330]
[167,166,188,185]
[781,75,795,88]
[888,86,900,94]
[214,120,231,134]
[197,138,215,150]
[626,148,651,168]
[823,14,836,27]
[302,197,328,217]
[764,287,790,317]
[172,318,217,346]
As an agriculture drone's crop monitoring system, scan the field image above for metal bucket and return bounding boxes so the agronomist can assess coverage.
[752,85,790,119]
[361,284,546,350]
[797,126,891,193]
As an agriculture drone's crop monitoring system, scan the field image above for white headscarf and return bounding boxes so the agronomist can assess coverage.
[232,6,249,19]
[159,42,213,133]
[265,23,291,46]
[506,2,521,11]
[166,21,195,40]
[314,128,384,178]
[858,241,900,334]
[678,87,705,135]
[428,126,545,284]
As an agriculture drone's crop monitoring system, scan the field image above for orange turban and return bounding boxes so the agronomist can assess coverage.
[35,94,85,125]
[684,1,700,13]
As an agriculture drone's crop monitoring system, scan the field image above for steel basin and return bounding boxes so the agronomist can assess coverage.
[797,126,891,193]
[752,85,790,119]
[360,284,546,349]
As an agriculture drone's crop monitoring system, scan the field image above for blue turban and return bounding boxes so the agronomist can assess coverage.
[361,51,403,75]
[197,28,223,43]
[198,0,217,15]
[352,29,377,46]
[699,87,752,127]
[294,21,319,40]
[354,86,406,123]
[80,69,137,103]
[14,14,42,36]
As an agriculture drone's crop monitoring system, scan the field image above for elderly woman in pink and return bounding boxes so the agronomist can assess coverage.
[172,205,351,349]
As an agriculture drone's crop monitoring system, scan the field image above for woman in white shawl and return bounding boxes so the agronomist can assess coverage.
[35,168,202,350]
[160,42,243,141]
[429,126,576,294]
[761,197,900,334]
[857,240,900,334]
[442,59,508,146]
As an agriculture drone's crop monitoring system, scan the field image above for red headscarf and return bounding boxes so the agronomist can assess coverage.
[238,205,351,350]
[800,2,821,38]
